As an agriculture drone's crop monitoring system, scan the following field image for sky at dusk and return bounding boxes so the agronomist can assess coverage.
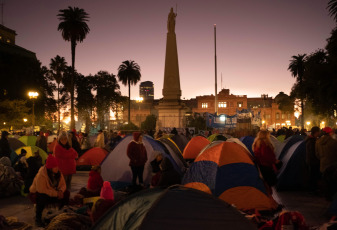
[2,0,335,100]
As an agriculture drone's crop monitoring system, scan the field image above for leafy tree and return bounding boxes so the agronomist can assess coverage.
[0,99,30,129]
[50,55,67,131]
[141,114,156,131]
[92,71,121,130]
[274,92,294,113]
[288,54,306,129]
[117,60,141,124]
[187,114,206,133]
[57,6,90,129]
[328,0,337,22]
[119,122,139,134]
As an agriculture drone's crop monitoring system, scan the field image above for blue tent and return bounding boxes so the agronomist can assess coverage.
[239,136,254,155]
[277,135,305,160]
[276,140,308,191]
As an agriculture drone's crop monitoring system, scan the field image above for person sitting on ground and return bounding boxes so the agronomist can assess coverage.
[252,130,281,190]
[157,157,181,188]
[0,157,23,197]
[150,153,163,187]
[29,154,69,227]
[24,150,42,194]
[87,165,104,196]
[12,148,27,166]
[91,181,115,223]
[13,150,28,180]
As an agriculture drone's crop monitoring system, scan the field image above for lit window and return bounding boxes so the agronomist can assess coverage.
[265,114,271,119]
[237,102,243,108]
[276,113,280,120]
[202,103,208,108]
[287,113,291,119]
[6,39,10,43]
[0,35,2,40]
[218,102,227,108]
[281,114,285,119]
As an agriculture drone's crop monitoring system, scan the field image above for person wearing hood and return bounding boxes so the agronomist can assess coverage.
[54,131,78,190]
[157,157,181,187]
[87,165,104,196]
[127,132,147,186]
[29,154,68,227]
[316,127,337,199]
[0,131,11,159]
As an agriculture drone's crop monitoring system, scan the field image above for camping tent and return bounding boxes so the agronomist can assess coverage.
[183,136,210,160]
[93,185,257,230]
[101,135,180,185]
[207,134,227,142]
[159,138,188,172]
[18,136,37,146]
[239,136,255,155]
[170,134,189,153]
[77,147,108,166]
[8,138,25,151]
[15,146,48,164]
[183,142,278,211]
[276,141,308,191]
[226,138,251,156]
[277,135,285,142]
[277,135,305,160]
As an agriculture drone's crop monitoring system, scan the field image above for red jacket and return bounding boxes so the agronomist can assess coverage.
[254,141,277,169]
[87,170,103,191]
[54,142,78,175]
[127,141,147,167]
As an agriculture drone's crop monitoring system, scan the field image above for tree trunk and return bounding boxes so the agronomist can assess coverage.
[128,80,131,124]
[70,39,76,130]
[57,82,60,132]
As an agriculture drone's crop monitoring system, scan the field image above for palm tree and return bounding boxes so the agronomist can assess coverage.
[57,6,90,129]
[288,54,306,129]
[328,0,337,22]
[50,55,67,131]
[117,60,141,124]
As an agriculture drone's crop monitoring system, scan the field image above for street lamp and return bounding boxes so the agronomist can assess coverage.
[28,91,39,132]
[23,118,27,123]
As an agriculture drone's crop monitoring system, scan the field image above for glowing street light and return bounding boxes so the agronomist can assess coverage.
[23,118,27,122]
[28,91,39,130]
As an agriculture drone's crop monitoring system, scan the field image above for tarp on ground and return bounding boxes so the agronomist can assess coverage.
[276,141,308,191]
[8,138,25,151]
[15,146,48,164]
[100,135,179,185]
[207,134,227,142]
[183,141,278,211]
[170,134,188,153]
[239,136,255,155]
[77,147,108,166]
[18,136,37,146]
[93,185,257,230]
[183,136,210,160]
[277,135,305,160]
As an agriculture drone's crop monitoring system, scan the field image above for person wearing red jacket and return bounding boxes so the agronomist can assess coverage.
[127,132,147,186]
[253,130,280,187]
[54,131,78,190]
[87,165,104,196]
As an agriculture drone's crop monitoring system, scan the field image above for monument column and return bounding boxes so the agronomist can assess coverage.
[157,8,186,130]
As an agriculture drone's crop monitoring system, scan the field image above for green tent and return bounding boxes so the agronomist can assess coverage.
[18,136,37,146]
[15,146,47,164]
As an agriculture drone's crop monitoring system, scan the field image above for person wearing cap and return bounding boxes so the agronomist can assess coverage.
[29,154,67,227]
[91,181,115,223]
[95,129,105,148]
[316,127,337,199]
[54,131,78,190]
[127,132,148,187]
[0,131,11,159]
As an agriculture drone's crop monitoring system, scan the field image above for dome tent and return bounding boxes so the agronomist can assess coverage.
[183,136,210,160]
[93,185,256,230]
[183,142,278,211]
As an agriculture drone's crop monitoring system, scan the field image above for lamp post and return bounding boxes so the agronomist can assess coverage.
[28,91,39,132]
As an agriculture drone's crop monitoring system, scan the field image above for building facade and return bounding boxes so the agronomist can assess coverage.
[139,81,154,101]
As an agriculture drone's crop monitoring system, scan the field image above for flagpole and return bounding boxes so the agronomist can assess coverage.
[214,24,218,115]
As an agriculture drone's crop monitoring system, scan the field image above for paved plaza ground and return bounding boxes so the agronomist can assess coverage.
[0,171,332,229]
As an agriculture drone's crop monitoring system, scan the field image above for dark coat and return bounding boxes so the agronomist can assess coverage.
[305,135,320,168]
[316,135,337,173]
[126,141,147,167]
[0,138,11,159]
[158,158,181,187]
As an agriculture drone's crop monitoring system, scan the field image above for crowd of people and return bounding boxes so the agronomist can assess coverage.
[1,125,337,228]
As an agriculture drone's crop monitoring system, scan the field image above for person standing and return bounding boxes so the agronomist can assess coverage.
[54,131,78,190]
[29,154,68,227]
[316,127,337,199]
[127,132,147,187]
[252,130,280,189]
[305,126,321,192]
[36,131,47,153]
[0,131,11,159]
[95,130,105,148]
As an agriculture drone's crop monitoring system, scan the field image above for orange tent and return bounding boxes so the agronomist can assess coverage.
[77,147,108,166]
[183,136,210,159]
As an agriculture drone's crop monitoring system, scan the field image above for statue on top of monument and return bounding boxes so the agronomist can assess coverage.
[167,7,177,33]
